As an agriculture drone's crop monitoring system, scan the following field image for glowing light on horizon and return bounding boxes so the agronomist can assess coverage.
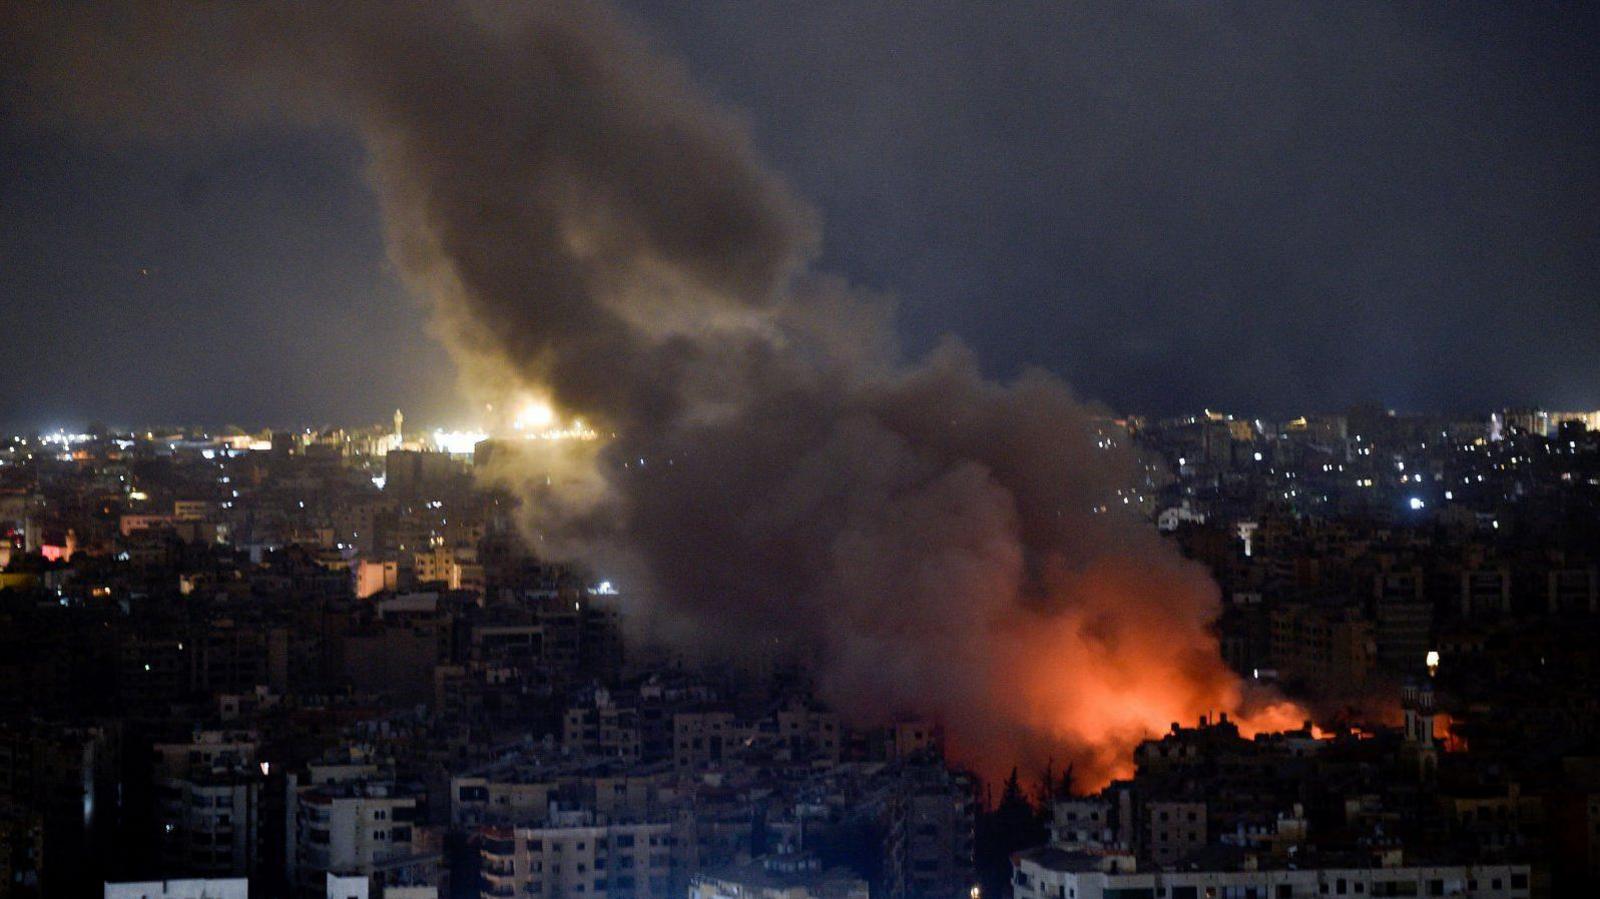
[431,428,488,455]
[519,419,598,442]
[513,397,557,432]
[508,393,597,442]
[427,415,595,455]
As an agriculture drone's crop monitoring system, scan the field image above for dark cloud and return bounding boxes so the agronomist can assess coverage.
[631,0,1600,416]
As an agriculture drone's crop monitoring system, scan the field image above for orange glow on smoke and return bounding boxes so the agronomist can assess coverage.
[949,562,1312,793]
[1434,711,1467,752]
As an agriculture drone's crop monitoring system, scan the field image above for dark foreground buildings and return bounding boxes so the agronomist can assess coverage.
[0,405,1597,897]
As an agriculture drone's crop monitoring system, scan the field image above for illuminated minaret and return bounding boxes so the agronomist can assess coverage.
[393,409,404,448]
[1401,677,1438,782]
[1402,679,1436,749]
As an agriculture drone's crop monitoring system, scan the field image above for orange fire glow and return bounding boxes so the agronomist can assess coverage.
[1434,711,1467,752]
[946,562,1313,793]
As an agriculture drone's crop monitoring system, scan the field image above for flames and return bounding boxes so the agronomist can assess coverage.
[1434,711,1467,752]
[945,562,1313,792]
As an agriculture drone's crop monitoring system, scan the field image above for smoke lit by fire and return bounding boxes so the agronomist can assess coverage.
[5,0,1314,789]
[992,564,1311,788]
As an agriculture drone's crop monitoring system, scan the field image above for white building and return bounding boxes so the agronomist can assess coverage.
[1012,846,1531,899]
[326,874,369,899]
[451,769,676,830]
[1157,501,1206,532]
[325,873,437,899]
[1048,800,1117,853]
[152,732,264,876]
[104,879,249,899]
[286,763,432,896]
[156,778,262,877]
[478,814,679,899]
[689,854,869,899]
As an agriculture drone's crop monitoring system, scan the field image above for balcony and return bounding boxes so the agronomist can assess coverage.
[483,838,517,857]
[479,876,517,898]
[483,860,517,877]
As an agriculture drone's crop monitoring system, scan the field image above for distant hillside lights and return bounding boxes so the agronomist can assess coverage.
[1492,407,1600,440]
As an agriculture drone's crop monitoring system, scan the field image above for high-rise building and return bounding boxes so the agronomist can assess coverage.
[152,732,264,877]
[285,764,430,898]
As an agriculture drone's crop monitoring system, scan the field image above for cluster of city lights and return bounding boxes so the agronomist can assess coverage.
[429,429,490,455]
[38,430,94,446]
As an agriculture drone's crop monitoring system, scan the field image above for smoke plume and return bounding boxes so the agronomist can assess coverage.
[4,0,1302,788]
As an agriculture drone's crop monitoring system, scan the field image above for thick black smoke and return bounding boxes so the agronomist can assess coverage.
[4,0,1299,785]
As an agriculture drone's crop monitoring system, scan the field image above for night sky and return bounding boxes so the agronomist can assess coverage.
[2,1,1597,430]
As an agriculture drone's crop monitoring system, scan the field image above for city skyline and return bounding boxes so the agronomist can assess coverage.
[7,401,1600,442]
